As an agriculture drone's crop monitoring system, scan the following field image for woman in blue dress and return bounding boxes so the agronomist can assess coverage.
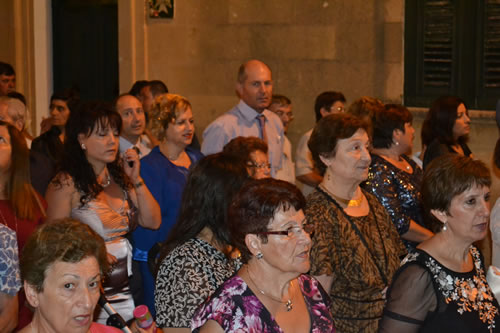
[132,93,203,316]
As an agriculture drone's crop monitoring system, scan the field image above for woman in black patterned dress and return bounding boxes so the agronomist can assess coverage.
[379,155,500,332]
[154,153,248,332]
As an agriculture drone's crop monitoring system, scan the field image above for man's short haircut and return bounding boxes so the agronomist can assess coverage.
[112,93,136,111]
[128,80,149,98]
[148,80,168,97]
[51,88,80,112]
[0,62,15,76]
[270,94,291,107]
[314,91,346,122]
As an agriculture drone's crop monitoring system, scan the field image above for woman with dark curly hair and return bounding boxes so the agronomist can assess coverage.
[421,96,472,169]
[192,178,334,332]
[223,136,270,179]
[45,102,160,323]
[19,219,119,333]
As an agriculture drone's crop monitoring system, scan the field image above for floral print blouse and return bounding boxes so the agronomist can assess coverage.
[379,246,500,333]
[191,274,335,332]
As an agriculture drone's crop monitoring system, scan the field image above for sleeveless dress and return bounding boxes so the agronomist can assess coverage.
[71,192,135,323]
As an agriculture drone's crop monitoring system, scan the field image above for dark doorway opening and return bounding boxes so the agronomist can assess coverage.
[52,0,118,102]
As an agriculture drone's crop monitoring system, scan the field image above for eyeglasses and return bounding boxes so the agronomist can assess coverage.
[329,106,345,113]
[275,111,294,119]
[247,162,271,170]
[257,223,314,238]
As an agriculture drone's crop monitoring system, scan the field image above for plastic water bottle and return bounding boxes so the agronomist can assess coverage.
[133,305,156,331]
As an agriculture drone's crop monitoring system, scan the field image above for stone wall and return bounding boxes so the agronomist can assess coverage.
[121,0,498,192]
[119,0,405,149]
[120,0,498,263]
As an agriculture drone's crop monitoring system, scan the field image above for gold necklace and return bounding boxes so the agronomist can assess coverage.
[319,184,363,207]
[246,266,294,311]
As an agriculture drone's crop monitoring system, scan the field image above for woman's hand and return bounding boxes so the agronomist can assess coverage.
[123,148,141,183]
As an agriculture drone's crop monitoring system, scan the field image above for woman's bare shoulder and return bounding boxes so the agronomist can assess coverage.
[48,172,76,191]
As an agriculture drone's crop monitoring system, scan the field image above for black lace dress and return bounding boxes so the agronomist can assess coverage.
[379,246,500,332]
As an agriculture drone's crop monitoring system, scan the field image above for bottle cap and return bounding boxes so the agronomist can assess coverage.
[133,305,149,319]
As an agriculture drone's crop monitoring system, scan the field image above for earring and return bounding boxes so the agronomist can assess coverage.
[81,143,86,150]
[442,222,447,231]
[256,252,263,260]
[394,141,399,146]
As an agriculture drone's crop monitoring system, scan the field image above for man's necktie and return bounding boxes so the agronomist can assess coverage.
[257,114,267,142]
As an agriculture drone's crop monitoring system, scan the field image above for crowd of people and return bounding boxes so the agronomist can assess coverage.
[0,57,499,333]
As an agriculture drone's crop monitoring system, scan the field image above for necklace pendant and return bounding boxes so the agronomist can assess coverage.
[285,299,293,311]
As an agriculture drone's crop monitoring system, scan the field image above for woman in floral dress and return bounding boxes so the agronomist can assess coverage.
[379,155,500,332]
[191,179,335,332]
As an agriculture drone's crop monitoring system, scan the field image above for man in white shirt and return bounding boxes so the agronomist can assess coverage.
[268,94,295,184]
[115,94,153,157]
[295,91,346,196]
[202,59,284,177]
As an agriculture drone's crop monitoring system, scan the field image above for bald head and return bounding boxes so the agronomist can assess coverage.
[236,60,273,112]
[237,60,272,84]
[0,96,26,131]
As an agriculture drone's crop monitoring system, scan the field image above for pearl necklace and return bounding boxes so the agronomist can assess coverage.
[246,266,294,311]
[99,173,111,188]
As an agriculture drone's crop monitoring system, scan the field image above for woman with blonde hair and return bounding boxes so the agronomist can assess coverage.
[134,93,203,316]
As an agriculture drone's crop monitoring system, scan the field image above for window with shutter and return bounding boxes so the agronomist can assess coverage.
[405,0,500,110]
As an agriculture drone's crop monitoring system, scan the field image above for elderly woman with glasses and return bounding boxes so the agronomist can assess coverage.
[191,179,334,332]
[223,136,271,179]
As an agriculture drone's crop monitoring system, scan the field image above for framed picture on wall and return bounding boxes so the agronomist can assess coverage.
[148,0,174,19]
